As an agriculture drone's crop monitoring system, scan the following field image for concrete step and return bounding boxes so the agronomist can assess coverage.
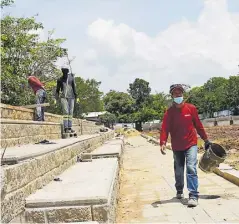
[25,158,119,223]
[1,135,97,165]
[80,137,125,167]
[1,131,114,223]
[91,138,123,158]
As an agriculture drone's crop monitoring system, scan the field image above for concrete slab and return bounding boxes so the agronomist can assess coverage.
[26,158,118,207]
[214,163,239,186]
[25,158,119,223]
[0,134,98,164]
[104,138,124,147]
[91,143,122,158]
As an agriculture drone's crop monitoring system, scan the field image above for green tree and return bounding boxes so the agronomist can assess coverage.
[128,78,151,106]
[188,77,229,117]
[74,77,104,117]
[1,5,66,106]
[0,0,14,8]
[99,112,117,128]
[103,90,135,117]
[188,86,205,114]
[147,93,168,120]
[225,76,239,115]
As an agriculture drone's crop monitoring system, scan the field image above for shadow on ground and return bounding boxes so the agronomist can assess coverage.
[151,195,221,207]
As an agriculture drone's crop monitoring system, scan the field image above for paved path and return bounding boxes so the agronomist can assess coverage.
[116,136,239,223]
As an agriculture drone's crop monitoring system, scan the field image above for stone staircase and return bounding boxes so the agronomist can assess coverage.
[1,104,123,223]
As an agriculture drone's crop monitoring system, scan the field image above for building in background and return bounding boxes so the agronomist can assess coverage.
[82,111,107,122]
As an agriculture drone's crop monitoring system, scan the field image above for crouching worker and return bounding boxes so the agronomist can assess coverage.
[28,75,47,121]
[55,67,77,133]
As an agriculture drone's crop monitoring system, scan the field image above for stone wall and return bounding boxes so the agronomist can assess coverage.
[201,116,239,127]
[141,115,239,131]
[1,104,68,123]
[1,131,114,223]
[1,119,62,148]
[0,104,103,147]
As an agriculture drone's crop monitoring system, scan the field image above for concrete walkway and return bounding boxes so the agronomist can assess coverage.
[116,136,239,223]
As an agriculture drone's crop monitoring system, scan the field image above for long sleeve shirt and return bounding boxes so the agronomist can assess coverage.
[55,74,77,99]
[160,103,208,151]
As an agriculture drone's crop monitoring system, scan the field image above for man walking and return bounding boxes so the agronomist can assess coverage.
[160,84,211,207]
[28,75,47,121]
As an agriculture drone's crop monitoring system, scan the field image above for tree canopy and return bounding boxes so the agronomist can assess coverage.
[188,76,239,116]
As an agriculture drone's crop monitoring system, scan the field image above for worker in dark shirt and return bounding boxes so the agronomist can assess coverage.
[160,84,211,207]
[28,75,46,121]
[55,67,77,133]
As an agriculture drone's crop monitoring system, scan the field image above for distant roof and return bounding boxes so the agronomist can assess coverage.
[82,111,107,118]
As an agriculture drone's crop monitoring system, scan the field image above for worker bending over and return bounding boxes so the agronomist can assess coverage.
[28,75,47,121]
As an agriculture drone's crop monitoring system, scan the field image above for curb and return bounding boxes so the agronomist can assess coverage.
[213,164,239,187]
[141,134,172,149]
[141,134,239,187]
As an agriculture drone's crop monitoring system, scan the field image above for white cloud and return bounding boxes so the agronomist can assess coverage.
[82,0,239,93]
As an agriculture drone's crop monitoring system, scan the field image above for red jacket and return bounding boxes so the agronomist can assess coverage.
[160,103,208,151]
[28,76,44,94]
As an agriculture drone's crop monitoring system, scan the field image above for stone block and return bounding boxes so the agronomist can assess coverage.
[25,206,92,223]
[25,158,119,223]
[80,153,92,162]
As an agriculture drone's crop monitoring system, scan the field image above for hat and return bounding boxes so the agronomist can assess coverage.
[169,84,185,94]
[61,67,69,73]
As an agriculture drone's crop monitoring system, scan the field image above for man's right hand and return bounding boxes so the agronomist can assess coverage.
[204,140,212,150]
[160,144,166,155]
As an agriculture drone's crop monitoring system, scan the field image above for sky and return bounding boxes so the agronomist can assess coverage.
[2,0,239,94]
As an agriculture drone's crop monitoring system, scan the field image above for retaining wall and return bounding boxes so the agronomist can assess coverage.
[0,104,103,147]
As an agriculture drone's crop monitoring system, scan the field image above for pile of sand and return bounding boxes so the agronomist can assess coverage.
[115,128,140,137]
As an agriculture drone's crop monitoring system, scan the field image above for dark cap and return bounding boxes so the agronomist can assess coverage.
[61,67,69,73]
[169,84,184,94]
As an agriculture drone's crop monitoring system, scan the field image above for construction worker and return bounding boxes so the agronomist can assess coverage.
[159,84,211,207]
[28,75,47,121]
[55,67,77,133]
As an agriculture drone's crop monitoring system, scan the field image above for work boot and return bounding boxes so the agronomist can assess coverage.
[188,198,198,207]
[176,191,184,199]
[64,128,71,133]
[68,128,75,133]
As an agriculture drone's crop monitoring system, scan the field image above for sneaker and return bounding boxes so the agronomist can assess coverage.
[188,198,198,207]
[176,192,184,199]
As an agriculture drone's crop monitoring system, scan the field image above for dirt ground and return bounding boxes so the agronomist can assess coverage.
[143,125,239,170]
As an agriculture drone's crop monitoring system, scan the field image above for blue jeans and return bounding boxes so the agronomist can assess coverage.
[173,145,199,199]
[36,89,46,121]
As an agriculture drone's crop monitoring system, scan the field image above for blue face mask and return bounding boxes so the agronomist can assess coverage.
[173,96,184,104]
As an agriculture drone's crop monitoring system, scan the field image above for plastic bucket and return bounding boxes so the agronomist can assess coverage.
[199,143,227,173]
